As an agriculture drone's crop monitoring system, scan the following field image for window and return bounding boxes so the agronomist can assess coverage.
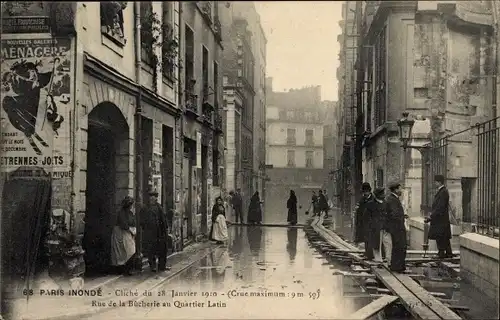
[202,46,209,96]
[365,45,373,132]
[140,2,155,66]
[306,151,314,168]
[410,149,422,167]
[374,27,387,128]
[287,128,296,145]
[184,25,194,83]
[286,111,294,120]
[305,129,314,145]
[375,169,384,188]
[100,2,127,46]
[213,61,219,107]
[287,150,296,167]
[162,2,176,79]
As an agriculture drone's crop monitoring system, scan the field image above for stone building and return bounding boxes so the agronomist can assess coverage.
[231,2,268,204]
[1,1,223,288]
[356,1,498,311]
[335,1,361,215]
[180,1,225,241]
[322,100,340,200]
[265,82,325,223]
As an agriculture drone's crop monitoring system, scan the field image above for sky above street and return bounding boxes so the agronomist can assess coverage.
[255,1,343,101]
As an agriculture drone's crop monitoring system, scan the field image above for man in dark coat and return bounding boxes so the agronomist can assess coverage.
[232,188,244,224]
[425,175,452,258]
[363,188,385,261]
[140,190,169,272]
[317,190,329,218]
[353,182,373,244]
[385,182,407,272]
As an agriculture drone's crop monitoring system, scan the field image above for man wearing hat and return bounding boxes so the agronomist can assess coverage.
[385,181,407,272]
[362,187,385,261]
[140,190,170,272]
[353,182,373,244]
[425,175,452,258]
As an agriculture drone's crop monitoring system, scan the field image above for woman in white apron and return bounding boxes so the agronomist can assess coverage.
[110,196,137,275]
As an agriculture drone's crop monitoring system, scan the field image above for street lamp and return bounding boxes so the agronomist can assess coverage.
[397,112,416,149]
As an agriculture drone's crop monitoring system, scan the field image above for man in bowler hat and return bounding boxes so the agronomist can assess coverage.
[353,182,373,244]
[425,175,452,258]
[385,181,407,272]
[140,190,170,272]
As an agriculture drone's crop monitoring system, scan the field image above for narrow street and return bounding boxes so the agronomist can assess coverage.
[84,225,366,319]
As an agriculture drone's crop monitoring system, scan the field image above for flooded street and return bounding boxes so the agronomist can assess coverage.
[86,226,368,319]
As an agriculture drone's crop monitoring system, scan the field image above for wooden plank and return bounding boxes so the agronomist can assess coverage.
[343,294,388,299]
[372,267,441,320]
[406,257,460,264]
[347,295,399,320]
[393,272,462,320]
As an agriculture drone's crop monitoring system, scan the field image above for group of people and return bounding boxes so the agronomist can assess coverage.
[110,190,171,276]
[208,189,265,245]
[309,190,332,218]
[354,175,453,273]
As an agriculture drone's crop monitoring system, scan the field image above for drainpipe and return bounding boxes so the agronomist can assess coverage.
[177,3,185,251]
[134,1,144,269]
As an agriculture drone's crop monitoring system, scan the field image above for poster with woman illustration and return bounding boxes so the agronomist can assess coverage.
[1,37,72,174]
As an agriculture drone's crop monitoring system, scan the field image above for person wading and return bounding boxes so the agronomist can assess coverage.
[232,188,243,224]
[354,182,373,244]
[247,191,263,225]
[287,190,298,225]
[385,182,407,272]
[363,188,385,261]
[140,190,170,272]
[425,175,453,258]
[110,196,137,275]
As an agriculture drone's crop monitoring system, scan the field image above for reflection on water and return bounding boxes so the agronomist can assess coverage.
[89,227,370,319]
[286,228,297,263]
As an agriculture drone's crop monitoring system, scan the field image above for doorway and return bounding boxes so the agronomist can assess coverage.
[83,103,129,276]
[201,145,208,234]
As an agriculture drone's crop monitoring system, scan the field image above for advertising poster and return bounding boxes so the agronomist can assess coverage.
[1,37,72,175]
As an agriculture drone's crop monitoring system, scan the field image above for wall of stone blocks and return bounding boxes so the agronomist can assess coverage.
[460,233,499,318]
[408,217,462,251]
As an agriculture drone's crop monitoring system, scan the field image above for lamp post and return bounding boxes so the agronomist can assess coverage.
[397,112,431,255]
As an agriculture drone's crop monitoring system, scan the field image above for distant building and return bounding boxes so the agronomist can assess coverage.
[265,79,326,222]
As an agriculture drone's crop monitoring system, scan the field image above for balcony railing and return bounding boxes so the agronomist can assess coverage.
[305,139,314,146]
[286,139,296,145]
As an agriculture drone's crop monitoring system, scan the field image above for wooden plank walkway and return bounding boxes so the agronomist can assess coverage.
[309,215,463,320]
[346,295,399,320]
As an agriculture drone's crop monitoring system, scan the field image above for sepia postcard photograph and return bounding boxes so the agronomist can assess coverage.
[0,1,499,320]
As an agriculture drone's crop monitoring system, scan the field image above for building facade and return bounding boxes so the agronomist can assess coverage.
[335,1,362,216]
[0,1,223,287]
[355,0,498,310]
[180,1,225,241]
[265,81,325,222]
[322,100,340,201]
[231,2,268,204]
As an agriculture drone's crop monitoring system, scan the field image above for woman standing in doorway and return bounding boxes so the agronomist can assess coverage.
[110,196,136,275]
[247,191,263,224]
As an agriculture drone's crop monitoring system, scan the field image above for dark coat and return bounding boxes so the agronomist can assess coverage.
[428,186,451,240]
[318,193,329,211]
[385,193,407,271]
[287,195,298,224]
[363,199,384,250]
[232,193,243,211]
[140,202,168,254]
[354,194,373,243]
[248,193,262,223]
[385,193,406,234]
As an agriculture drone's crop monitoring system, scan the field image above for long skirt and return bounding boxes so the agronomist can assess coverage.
[212,215,228,242]
[110,226,136,266]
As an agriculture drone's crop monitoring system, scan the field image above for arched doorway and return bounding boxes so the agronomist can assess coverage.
[83,102,130,275]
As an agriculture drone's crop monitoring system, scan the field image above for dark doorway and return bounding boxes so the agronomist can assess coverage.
[201,145,208,234]
[461,177,475,223]
[83,103,129,276]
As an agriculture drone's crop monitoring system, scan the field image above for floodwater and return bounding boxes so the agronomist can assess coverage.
[87,226,372,319]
